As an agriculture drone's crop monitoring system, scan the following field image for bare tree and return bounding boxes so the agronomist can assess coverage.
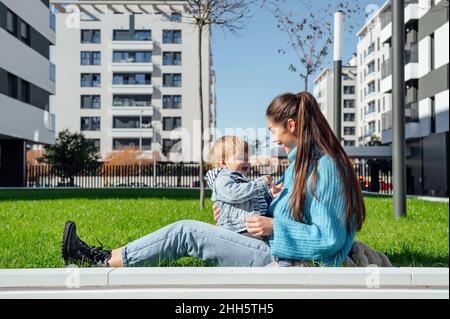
[174,0,255,209]
[263,0,362,91]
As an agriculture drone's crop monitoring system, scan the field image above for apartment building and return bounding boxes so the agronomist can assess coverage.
[378,0,449,196]
[51,0,216,162]
[313,55,358,146]
[0,0,56,186]
[356,3,392,146]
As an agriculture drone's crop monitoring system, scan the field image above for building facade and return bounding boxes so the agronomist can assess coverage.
[313,55,358,146]
[0,0,56,186]
[378,0,449,196]
[356,3,392,146]
[51,0,216,162]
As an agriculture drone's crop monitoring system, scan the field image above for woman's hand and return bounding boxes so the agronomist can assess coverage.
[246,216,273,237]
[213,203,220,223]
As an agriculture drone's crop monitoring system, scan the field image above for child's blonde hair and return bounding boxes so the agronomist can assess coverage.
[208,136,249,167]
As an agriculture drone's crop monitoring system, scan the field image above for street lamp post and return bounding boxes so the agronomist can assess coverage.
[333,11,344,143]
[392,0,407,219]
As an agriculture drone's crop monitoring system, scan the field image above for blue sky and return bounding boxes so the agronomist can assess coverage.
[211,0,384,136]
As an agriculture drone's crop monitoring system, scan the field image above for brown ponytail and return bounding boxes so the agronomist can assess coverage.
[266,92,365,231]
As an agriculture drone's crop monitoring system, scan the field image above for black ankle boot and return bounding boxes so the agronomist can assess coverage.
[61,221,112,267]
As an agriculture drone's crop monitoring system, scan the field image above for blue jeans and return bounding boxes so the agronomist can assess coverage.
[121,220,276,267]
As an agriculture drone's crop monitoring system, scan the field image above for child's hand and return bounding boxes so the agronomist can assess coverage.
[262,175,273,186]
[270,182,284,198]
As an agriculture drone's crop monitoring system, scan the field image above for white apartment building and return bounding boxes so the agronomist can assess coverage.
[0,0,56,186]
[356,3,392,146]
[51,0,216,162]
[378,0,449,196]
[313,55,358,146]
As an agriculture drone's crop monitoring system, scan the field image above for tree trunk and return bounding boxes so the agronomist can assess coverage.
[198,25,205,209]
[304,76,309,92]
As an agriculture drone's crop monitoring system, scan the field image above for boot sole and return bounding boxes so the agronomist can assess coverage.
[61,221,75,266]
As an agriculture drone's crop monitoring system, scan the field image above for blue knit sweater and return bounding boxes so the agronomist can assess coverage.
[267,146,356,266]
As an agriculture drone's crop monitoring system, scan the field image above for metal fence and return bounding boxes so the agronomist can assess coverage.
[26,161,392,194]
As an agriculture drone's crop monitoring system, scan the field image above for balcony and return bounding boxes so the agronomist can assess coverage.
[110,117,154,138]
[364,129,376,138]
[365,107,377,118]
[380,45,419,93]
[110,106,154,117]
[380,1,419,44]
[381,102,421,143]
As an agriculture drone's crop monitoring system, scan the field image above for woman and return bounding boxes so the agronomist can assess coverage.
[61,92,365,267]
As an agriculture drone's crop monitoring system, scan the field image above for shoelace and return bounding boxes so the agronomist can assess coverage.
[79,238,109,263]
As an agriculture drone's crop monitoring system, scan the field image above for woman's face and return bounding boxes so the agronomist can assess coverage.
[266,117,297,154]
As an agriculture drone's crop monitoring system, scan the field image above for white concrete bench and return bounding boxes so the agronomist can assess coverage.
[0,268,448,299]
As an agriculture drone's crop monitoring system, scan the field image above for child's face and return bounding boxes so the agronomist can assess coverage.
[222,151,250,175]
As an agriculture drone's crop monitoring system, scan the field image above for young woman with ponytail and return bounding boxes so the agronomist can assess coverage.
[61,92,365,267]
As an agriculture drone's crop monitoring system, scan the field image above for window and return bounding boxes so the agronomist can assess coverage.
[366,121,376,136]
[163,30,182,44]
[343,86,355,94]
[113,51,151,63]
[163,52,182,65]
[366,100,376,115]
[80,117,101,131]
[343,99,355,108]
[113,73,151,85]
[6,10,29,44]
[81,30,101,43]
[344,127,355,136]
[80,73,101,87]
[163,74,182,87]
[7,73,31,103]
[431,96,436,133]
[162,139,181,156]
[344,141,355,147]
[81,51,101,65]
[163,117,182,130]
[113,116,140,129]
[170,12,182,22]
[344,113,355,122]
[81,95,101,109]
[142,138,152,150]
[141,116,152,129]
[367,42,375,56]
[163,95,182,109]
[430,33,435,70]
[113,116,152,129]
[113,95,152,107]
[366,81,376,95]
[113,30,151,41]
[6,10,16,33]
[367,61,375,75]
[342,73,351,80]
[7,73,18,99]
[19,20,29,44]
[113,138,140,150]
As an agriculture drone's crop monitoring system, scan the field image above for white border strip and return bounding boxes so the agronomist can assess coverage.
[0,268,448,299]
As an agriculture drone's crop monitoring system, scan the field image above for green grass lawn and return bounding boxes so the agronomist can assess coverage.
[0,188,448,268]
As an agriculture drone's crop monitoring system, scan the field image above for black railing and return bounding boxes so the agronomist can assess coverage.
[25,162,392,194]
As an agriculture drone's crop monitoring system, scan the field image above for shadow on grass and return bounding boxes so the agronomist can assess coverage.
[0,188,212,201]
[386,250,449,267]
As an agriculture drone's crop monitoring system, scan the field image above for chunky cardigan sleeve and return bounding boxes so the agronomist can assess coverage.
[270,156,349,261]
